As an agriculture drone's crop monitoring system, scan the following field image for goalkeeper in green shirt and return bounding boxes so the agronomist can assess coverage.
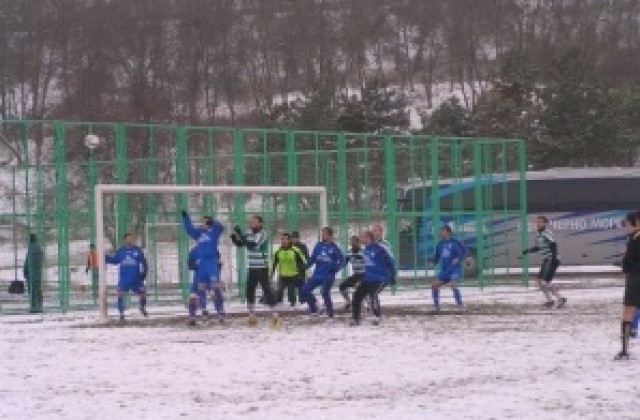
[271,233,307,307]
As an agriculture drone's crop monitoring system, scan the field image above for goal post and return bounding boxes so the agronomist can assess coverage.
[95,184,329,320]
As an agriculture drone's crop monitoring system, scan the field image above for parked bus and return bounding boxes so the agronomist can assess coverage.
[397,168,639,274]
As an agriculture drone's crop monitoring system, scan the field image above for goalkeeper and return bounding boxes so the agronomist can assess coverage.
[182,210,225,326]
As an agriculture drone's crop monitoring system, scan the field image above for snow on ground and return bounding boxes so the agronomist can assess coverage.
[1,279,639,420]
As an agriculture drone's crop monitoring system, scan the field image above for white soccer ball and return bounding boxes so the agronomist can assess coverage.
[85,134,101,150]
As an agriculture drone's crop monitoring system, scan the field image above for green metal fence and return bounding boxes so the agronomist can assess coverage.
[0,121,528,314]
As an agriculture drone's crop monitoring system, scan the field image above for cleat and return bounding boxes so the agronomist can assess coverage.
[119,314,125,323]
[344,303,351,311]
[556,298,567,309]
[140,308,148,317]
[187,319,197,327]
[271,316,283,330]
[371,318,381,326]
[349,319,361,327]
[218,314,225,324]
[543,301,555,309]
[202,310,210,317]
[614,351,630,361]
[247,314,258,327]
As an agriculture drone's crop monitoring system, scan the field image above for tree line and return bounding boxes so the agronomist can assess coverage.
[1,0,639,166]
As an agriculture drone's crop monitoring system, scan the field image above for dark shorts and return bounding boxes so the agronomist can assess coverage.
[339,274,364,291]
[538,259,559,283]
[624,274,640,307]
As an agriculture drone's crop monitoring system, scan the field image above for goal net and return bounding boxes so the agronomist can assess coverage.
[95,184,328,320]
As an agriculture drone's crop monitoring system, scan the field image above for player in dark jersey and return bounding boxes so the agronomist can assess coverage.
[615,211,640,360]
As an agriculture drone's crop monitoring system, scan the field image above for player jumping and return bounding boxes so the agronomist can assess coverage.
[301,227,344,321]
[615,211,640,360]
[182,211,224,326]
[105,233,149,322]
[522,215,567,309]
[339,235,365,311]
[230,216,281,328]
[429,225,465,313]
[351,231,395,326]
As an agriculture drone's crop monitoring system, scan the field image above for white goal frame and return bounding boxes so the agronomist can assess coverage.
[95,184,329,320]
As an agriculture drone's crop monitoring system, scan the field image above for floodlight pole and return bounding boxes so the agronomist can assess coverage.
[96,184,329,320]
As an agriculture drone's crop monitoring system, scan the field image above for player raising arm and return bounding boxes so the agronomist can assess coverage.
[105,233,148,322]
[182,211,225,326]
[230,216,281,328]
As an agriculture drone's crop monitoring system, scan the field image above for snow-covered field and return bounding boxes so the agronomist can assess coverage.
[1,279,639,420]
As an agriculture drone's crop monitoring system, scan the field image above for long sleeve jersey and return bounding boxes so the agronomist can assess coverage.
[432,238,466,271]
[528,228,559,260]
[305,241,344,280]
[231,228,269,269]
[272,245,306,277]
[623,231,640,275]
[105,245,148,282]
[182,214,224,264]
[363,242,395,283]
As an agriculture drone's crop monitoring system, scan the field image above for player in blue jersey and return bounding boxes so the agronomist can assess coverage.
[428,225,466,313]
[182,210,224,326]
[301,227,345,320]
[350,231,395,326]
[105,233,149,322]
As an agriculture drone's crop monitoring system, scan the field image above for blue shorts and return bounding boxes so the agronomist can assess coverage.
[118,278,145,293]
[438,269,462,284]
[190,268,220,294]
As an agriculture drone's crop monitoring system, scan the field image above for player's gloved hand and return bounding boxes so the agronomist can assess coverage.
[522,249,529,255]
[181,210,188,218]
[233,225,242,235]
[85,267,90,275]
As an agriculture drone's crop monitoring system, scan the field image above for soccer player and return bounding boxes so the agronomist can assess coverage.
[351,231,395,326]
[301,227,344,320]
[523,215,567,309]
[182,211,224,326]
[230,216,280,327]
[615,211,640,360]
[371,224,396,313]
[339,235,365,310]
[429,225,465,312]
[105,233,149,322]
[272,233,306,307]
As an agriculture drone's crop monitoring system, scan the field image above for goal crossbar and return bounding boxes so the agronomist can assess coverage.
[95,184,329,320]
